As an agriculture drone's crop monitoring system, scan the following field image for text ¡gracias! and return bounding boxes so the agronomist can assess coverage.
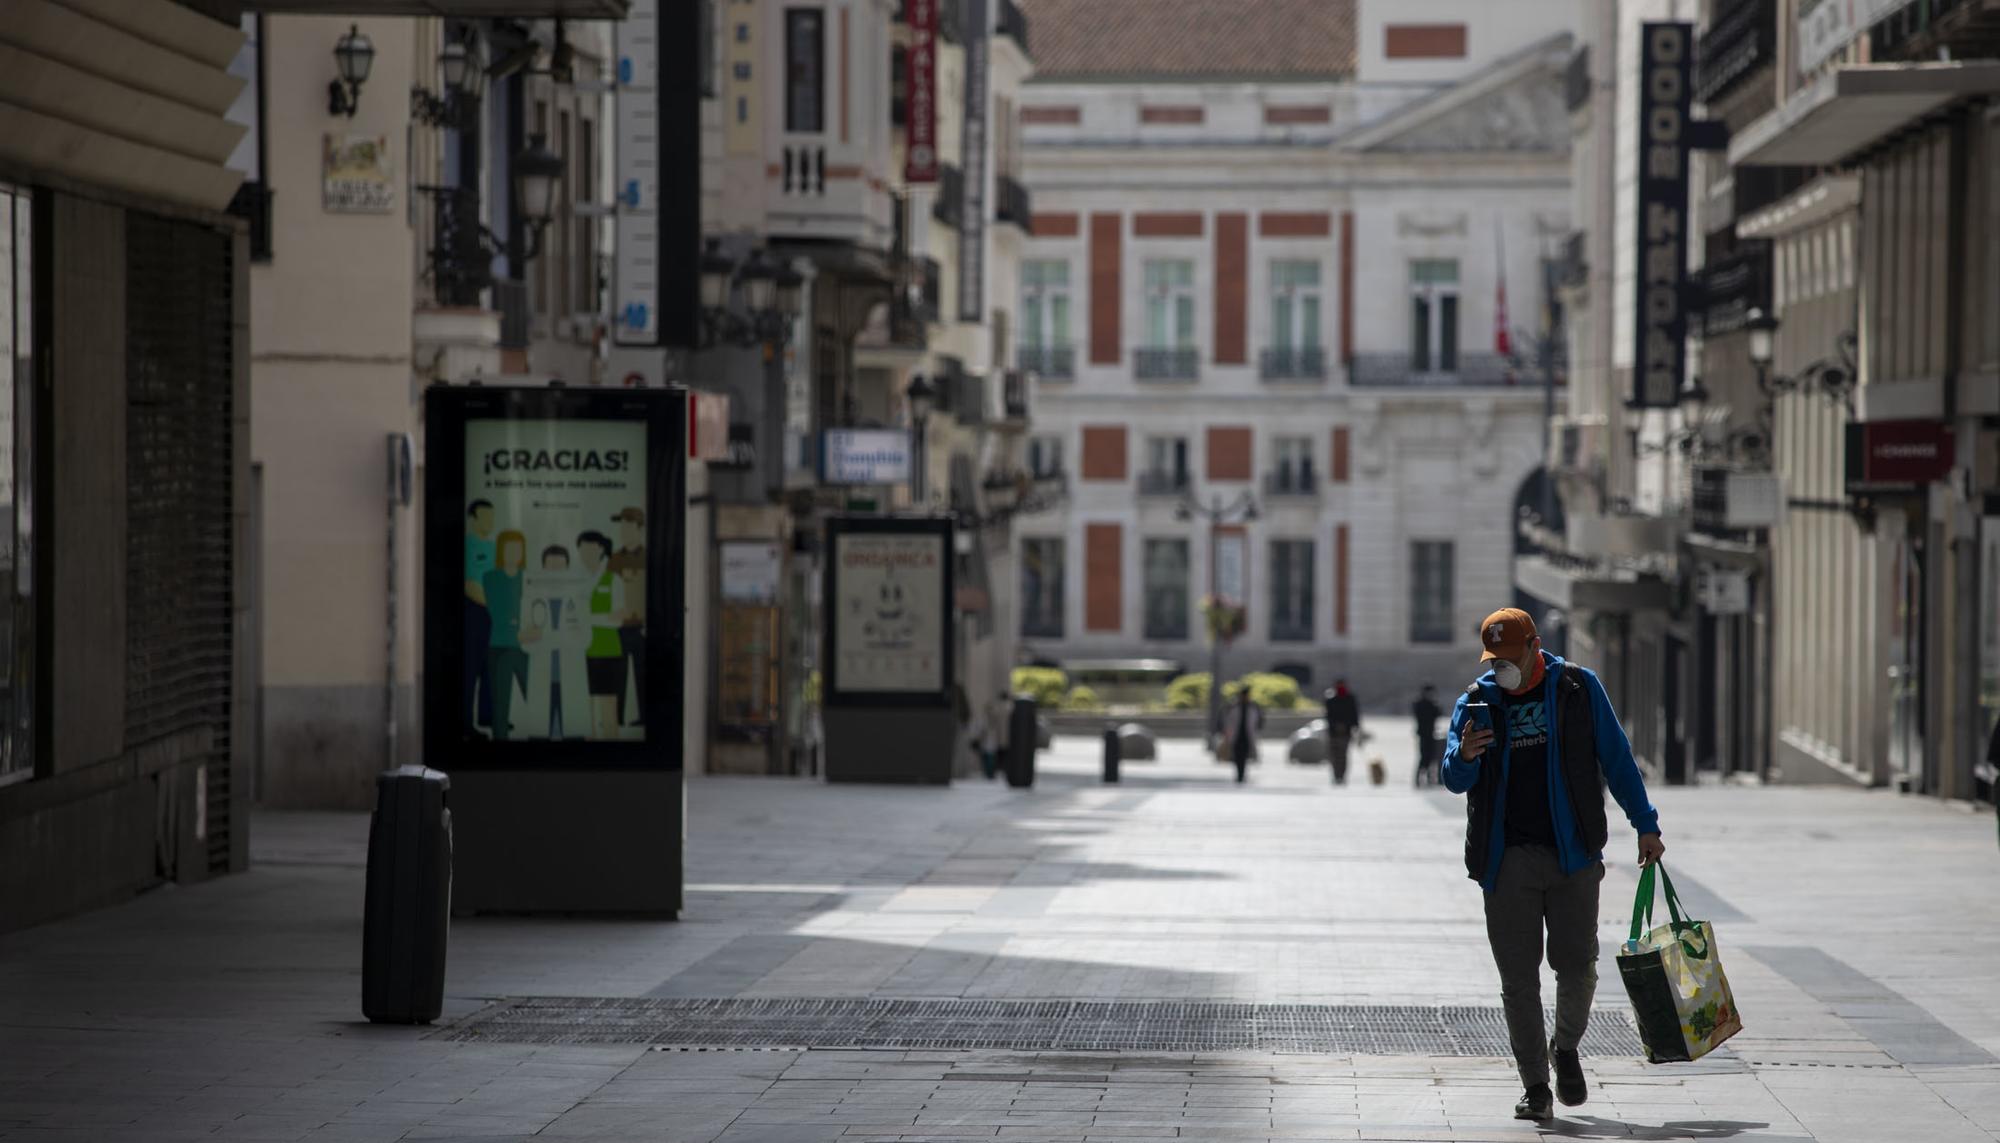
[483,448,631,476]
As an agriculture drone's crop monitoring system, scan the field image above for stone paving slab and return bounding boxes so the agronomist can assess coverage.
[2,721,1998,1141]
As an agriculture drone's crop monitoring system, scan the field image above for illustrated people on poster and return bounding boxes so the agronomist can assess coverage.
[463,499,498,736]
[522,544,586,740]
[612,507,647,728]
[577,530,626,739]
[481,530,531,740]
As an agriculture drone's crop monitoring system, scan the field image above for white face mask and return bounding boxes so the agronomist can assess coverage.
[1492,659,1525,691]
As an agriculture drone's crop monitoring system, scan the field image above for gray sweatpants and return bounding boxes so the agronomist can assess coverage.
[1483,844,1605,1088]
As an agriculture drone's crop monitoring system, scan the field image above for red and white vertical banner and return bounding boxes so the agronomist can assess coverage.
[1493,227,1512,359]
[905,0,939,182]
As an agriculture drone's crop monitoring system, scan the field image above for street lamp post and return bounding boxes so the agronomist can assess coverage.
[1176,490,1258,745]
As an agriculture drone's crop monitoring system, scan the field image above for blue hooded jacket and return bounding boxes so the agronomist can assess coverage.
[1441,650,1661,892]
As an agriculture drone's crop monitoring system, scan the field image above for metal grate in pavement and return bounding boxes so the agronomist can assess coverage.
[433,998,1646,1056]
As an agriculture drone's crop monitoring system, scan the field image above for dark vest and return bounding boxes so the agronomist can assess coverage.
[1462,668,1611,881]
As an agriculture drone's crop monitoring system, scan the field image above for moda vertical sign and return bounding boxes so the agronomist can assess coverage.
[1632,22,1692,409]
[958,0,989,322]
[905,0,939,183]
[613,0,660,345]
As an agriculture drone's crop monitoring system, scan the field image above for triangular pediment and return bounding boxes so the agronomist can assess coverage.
[1342,34,1573,155]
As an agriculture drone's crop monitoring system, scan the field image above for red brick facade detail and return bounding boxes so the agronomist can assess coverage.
[1331,426,1351,484]
[1022,105,1082,125]
[1263,104,1332,125]
[1214,213,1247,365]
[1034,212,1080,238]
[1140,105,1205,124]
[1080,425,1129,481]
[1384,23,1468,59]
[1089,213,1122,365]
[1085,523,1123,632]
[1132,212,1205,238]
[1206,426,1253,482]
[1334,524,1350,636]
[1258,211,1332,239]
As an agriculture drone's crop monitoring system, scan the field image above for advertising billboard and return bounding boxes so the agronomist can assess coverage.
[824,517,954,705]
[424,385,686,770]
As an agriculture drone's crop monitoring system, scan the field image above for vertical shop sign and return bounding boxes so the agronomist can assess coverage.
[957,0,989,321]
[1632,22,1693,409]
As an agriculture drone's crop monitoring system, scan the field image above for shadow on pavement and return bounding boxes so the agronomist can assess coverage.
[1545,1116,1785,1141]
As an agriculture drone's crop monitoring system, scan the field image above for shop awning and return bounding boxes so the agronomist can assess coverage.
[243,0,628,15]
[1730,61,2000,167]
[1514,555,1674,614]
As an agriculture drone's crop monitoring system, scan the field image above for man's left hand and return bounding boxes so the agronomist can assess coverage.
[1637,833,1666,866]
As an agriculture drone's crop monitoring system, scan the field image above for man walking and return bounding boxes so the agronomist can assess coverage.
[1443,608,1664,1121]
[1322,681,1359,785]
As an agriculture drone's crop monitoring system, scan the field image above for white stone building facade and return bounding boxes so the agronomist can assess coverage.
[1013,0,1580,704]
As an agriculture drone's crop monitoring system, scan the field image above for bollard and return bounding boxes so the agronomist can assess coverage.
[1102,721,1121,784]
[362,766,452,1024]
[1006,695,1038,788]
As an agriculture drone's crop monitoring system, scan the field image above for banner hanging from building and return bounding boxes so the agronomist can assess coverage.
[957,0,989,322]
[462,417,650,744]
[905,0,939,183]
[1631,22,1693,409]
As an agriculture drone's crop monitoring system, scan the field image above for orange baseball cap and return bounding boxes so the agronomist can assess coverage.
[1478,607,1538,662]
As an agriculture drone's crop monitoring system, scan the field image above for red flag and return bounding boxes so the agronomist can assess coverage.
[1494,228,1512,358]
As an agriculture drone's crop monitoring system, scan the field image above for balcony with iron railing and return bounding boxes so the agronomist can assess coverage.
[1001,369,1030,421]
[1870,0,1999,62]
[1135,347,1199,381]
[1259,345,1326,382]
[1262,467,1319,499]
[1137,470,1192,497]
[996,173,1032,230]
[1347,352,1528,388]
[1018,344,1075,380]
[494,279,530,350]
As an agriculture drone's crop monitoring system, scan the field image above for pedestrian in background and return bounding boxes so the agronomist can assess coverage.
[1323,681,1360,785]
[1413,685,1443,787]
[1443,607,1664,1122]
[1224,690,1262,784]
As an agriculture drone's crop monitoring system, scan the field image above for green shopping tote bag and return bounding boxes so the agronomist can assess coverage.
[1616,863,1744,1063]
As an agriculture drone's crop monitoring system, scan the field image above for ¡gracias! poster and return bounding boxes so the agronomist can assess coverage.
[463,418,648,742]
[834,532,945,694]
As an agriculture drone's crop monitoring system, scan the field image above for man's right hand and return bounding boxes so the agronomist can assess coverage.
[1458,725,1496,760]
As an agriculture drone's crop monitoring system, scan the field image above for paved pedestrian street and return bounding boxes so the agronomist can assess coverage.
[3,719,1998,1142]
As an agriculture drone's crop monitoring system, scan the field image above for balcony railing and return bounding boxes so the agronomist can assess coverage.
[1135,347,1199,381]
[1694,0,1773,105]
[1262,469,1319,498]
[1348,352,1525,387]
[421,184,495,308]
[1137,470,1191,497]
[1259,346,1327,381]
[1870,0,1994,62]
[996,173,1032,230]
[1001,369,1030,421]
[1018,344,1076,380]
[996,0,1031,54]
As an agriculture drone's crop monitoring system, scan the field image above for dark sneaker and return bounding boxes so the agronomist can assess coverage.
[1514,1084,1554,1121]
[1551,1039,1587,1107]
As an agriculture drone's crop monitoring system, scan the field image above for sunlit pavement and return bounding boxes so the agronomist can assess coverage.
[2,716,1997,1141]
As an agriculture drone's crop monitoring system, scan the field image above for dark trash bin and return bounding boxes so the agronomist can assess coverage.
[1102,720,1121,784]
[363,765,452,1025]
[1006,695,1038,788]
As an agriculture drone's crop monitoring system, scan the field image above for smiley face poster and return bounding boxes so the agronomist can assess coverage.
[833,531,946,694]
